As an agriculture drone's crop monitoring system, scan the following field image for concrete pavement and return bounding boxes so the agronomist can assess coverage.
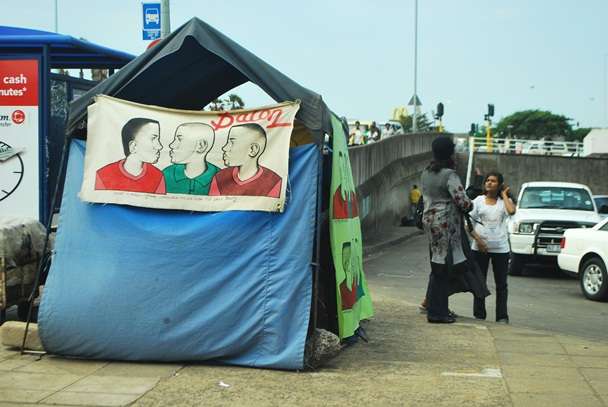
[1,293,607,406]
[0,226,606,406]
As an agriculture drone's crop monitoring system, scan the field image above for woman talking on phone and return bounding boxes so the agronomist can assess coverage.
[469,172,516,323]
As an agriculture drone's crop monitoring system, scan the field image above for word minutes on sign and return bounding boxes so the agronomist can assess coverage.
[0,87,27,97]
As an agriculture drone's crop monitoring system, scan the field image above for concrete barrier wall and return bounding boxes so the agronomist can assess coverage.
[457,152,608,198]
[349,133,436,236]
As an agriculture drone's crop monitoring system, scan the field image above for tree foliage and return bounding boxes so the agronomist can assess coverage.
[398,112,434,133]
[207,94,246,111]
[495,110,573,140]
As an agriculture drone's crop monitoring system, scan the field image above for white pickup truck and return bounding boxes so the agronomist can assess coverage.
[508,182,602,275]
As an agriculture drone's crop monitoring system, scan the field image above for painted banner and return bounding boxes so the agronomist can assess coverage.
[329,114,373,339]
[0,59,39,219]
[80,96,299,212]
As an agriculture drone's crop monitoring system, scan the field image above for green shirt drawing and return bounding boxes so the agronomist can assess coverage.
[162,162,220,195]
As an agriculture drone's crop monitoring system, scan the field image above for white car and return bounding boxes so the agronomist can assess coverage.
[508,182,602,275]
[558,218,608,301]
[594,195,608,220]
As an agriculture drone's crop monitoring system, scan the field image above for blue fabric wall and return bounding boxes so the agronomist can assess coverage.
[38,140,318,370]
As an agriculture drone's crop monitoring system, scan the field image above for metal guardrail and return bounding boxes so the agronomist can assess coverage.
[464,137,584,157]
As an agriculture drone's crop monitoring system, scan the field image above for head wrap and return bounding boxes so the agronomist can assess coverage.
[432,136,455,160]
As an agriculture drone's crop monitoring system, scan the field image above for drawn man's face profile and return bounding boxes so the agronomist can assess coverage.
[129,122,162,164]
[342,242,352,276]
[221,125,266,167]
[169,123,214,164]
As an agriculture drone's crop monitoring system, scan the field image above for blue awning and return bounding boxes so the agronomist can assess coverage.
[0,26,134,69]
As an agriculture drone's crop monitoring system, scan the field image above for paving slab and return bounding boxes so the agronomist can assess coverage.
[0,354,39,371]
[580,368,608,396]
[40,391,142,407]
[571,355,608,368]
[0,371,82,392]
[497,351,575,367]
[0,388,54,404]
[561,342,608,357]
[92,362,182,378]
[15,356,108,375]
[63,375,159,395]
[493,339,567,355]
[510,393,605,407]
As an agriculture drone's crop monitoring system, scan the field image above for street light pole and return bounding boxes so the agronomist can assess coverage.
[412,0,418,133]
[161,0,171,38]
[604,54,607,127]
[54,0,58,33]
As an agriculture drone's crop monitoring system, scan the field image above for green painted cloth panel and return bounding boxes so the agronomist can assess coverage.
[329,115,374,338]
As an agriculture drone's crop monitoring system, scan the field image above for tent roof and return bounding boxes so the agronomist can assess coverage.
[67,17,332,143]
[0,26,134,69]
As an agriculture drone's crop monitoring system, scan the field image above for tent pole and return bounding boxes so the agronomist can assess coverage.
[20,131,72,355]
[311,133,326,334]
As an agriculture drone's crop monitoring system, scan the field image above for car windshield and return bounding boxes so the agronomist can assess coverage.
[594,197,608,207]
[519,187,594,211]
[595,197,608,211]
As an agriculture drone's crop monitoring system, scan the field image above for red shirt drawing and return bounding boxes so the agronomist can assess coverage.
[208,166,282,198]
[340,280,359,310]
[333,187,359,219]
[95,160,166,194]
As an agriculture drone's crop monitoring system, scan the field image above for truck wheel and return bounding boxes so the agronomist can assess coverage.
[580,257,608,302]
[509,254,524,276]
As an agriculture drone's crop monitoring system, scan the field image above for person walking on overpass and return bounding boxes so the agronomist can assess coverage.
[420,136,472,323]
[409,184,421,221]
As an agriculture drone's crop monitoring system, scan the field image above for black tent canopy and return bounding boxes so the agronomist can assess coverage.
[67,17,333,141]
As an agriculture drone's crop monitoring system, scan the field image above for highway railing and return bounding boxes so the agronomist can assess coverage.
[459,137,584,157]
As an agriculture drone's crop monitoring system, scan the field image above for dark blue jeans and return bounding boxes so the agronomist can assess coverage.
[472,251,509,321]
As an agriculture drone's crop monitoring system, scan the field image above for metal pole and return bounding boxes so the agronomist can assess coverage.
[412,0,418,133]
[486,118,492,153]
[465,136,475,188]
[604,54,607,127]
[54,0,58,32]
[161,0,171,38]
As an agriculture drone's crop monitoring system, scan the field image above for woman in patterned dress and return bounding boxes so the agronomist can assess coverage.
[420,137,472,323]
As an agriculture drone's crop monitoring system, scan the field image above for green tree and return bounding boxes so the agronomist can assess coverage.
[227,94,245,110]
[495,110,573,140]
[209,98,223,111]
[398,112,434,133]
[570,127,591,142]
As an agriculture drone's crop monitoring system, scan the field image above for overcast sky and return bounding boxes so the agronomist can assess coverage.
[3,0,608,131]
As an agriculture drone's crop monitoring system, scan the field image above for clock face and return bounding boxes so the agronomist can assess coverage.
[0,141,25,202]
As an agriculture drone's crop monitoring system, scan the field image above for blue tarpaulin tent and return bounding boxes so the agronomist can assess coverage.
[36,18,345,370]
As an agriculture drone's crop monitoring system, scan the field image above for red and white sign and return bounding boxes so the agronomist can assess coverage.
[0,59,40,219]
[0,59,38,106]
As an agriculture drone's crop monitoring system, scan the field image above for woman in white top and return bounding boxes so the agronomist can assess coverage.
[469,172,516,323]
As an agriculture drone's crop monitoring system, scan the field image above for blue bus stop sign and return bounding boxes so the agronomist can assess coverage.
[142,3,161,40]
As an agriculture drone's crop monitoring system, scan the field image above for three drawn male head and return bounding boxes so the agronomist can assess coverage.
[118,120,267,177]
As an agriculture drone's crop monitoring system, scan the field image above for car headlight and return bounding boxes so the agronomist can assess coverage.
[518,223,535,234]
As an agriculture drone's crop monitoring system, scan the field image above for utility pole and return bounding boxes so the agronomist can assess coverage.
[604,54,607,127]
[54,0,58,33]
[412,0,419,133]
[485,104,494,152]
[161,0,171,38]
